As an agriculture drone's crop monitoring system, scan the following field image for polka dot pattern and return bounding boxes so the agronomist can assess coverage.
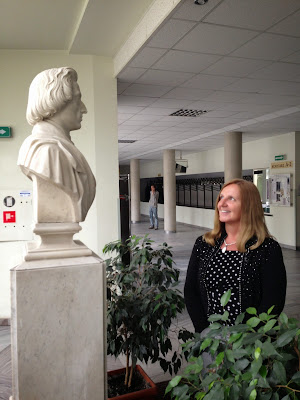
[204,249,243,325]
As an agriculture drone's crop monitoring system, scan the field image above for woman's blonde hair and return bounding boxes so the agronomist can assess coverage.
[204,178,271,252]
[26,67,78,126]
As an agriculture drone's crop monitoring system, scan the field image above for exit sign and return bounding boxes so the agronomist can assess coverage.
[0,127,11,138]
[275,155,285,161]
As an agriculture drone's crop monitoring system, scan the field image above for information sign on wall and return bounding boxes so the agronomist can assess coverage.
[269,174,291,206]
[271,161,293,169]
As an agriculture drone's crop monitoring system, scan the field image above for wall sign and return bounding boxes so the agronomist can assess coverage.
[3,211,16,223]
[271,161,293,169]
[0,127,11,138]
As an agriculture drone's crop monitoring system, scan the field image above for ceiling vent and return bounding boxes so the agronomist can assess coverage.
[169,109,208,117]
[118,139,137,143]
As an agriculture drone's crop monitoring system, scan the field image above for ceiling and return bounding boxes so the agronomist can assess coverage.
[2,0,300,165]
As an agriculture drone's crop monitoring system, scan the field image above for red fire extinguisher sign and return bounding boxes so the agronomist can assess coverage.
[3,211,16,223]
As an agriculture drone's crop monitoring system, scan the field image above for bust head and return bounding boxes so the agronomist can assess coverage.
[26,67,84,127]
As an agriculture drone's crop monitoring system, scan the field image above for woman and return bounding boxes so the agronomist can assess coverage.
[184,178,287,333]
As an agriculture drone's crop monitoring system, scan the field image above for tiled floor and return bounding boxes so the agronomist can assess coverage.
[0,216,299,399]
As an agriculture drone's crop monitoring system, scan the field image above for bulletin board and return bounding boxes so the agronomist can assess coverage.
[269,174,291,206]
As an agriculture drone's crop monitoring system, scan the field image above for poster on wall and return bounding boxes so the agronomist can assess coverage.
[269,174,291,206]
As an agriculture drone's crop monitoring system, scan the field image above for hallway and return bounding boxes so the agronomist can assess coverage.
[0,217,299,399]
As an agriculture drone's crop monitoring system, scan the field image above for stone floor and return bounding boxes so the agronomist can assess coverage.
[0,216,299,399]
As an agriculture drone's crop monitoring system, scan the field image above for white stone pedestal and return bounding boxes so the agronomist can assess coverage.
[10,252,107,400]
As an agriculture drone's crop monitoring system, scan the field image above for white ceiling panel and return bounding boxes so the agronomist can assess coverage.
[128,47,167,68]
[203,57,271,77]
[247,62,300,81]
[118,106,145,114]
[161,87,214,100]
[231,33,300,61]
[146,19,196,49]
[174,23,258,55]
[122,84,173,97]
[148,98,193,108]
[136,69,194,86]
[203,91,249,103]
[181,74,237,90]
[152,50,221,73]
[118,68,147,82]
[203,0,300,31]
[282,51,300,64]
[118,96,157,106]
[137,108,178,116]
[268,9,300,37]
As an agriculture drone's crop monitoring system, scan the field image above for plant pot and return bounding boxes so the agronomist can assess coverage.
[108,365,158,400]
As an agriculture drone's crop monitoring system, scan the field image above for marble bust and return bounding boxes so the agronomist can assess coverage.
[18,67,96,223]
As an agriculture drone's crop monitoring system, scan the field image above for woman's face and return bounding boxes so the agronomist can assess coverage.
[217,184,242,225]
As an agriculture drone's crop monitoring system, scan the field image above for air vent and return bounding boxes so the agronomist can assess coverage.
[118,139,137,143]
[169,109,208,117]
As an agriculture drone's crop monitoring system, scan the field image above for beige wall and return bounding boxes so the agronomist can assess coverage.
[140,132,296,248]
[0,51,119,317]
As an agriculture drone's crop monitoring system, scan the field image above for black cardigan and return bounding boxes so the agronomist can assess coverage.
[184,233,287,333]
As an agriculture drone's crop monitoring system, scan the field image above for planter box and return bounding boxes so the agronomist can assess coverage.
[108,365,158,400]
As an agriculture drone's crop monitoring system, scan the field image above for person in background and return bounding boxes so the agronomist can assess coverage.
[149,184,159,230]
[184,178,287,333]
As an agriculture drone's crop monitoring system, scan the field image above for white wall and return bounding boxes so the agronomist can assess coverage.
[139,133,296,248]
[0,51,119,317]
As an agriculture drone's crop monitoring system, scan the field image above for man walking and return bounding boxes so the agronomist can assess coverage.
[149,185,159,230]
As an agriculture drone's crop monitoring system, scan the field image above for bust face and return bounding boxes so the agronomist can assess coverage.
[49,81,87,132]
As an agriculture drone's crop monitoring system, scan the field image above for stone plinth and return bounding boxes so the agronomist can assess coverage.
[10,252,107,400]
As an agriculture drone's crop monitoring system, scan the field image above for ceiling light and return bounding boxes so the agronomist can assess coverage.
[194,0,208,4]
[118,139,137,143]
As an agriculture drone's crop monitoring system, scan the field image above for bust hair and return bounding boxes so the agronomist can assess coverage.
[26,67,78,126]
[204,178,271,252]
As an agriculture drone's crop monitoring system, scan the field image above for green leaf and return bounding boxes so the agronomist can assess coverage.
[261,341,279,357]
[167,375,182,390]
[229,383,240,400]
[235,358,250,371]
[281,395,290,400]
[267,305,275,314]
[221,289,231,307]
[279,312,288,325]
[273,360,286,384]
[254,347,261,360]
[235,312,245,325]
[246,307,257,315]
[208,314,223,322]
[215,351,224,366]
[251,358,262,376]
[195,392,206,400]
[225,349,235,363]
[246,317,261,328]
[259,365,267,379]
[250,389,257,400]
[200,338,212,351]
[221,311,229,321]
[228,332,243,344]
[276,328,298,347]
[291,371,300,385]
[263,319,277,333]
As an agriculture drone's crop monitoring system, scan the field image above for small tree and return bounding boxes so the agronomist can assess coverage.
[167,290,300,400]
[104,235,192,389]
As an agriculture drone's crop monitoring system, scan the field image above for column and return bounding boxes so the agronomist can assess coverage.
[130,159,140,223]
[295,132,300,250]
[163,149,176,233]
[224,131,242,183]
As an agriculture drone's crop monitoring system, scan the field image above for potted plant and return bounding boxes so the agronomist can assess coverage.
[166,290,300,400]
[103,235,192,399]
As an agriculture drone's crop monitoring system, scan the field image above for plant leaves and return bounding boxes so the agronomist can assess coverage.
[276,328,298,347]
[221,289,231,307]
[291,371,300,385]
[273,360,286,384]
[235,358,250,371]
[249,388,257,400]
[246,317,261,328]
[246,307,257,315]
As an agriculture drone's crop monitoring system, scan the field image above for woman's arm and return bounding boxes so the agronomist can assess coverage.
[184,237,209,333]
[257,239,287,316]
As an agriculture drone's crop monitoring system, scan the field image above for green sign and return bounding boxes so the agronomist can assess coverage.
[0,127,11,138]
[275,155,284,161]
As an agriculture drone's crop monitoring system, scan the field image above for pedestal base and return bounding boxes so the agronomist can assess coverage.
[10,254,107,400]
[25,222,92,261]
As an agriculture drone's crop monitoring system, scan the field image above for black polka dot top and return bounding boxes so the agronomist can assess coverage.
[204,249,243,325]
